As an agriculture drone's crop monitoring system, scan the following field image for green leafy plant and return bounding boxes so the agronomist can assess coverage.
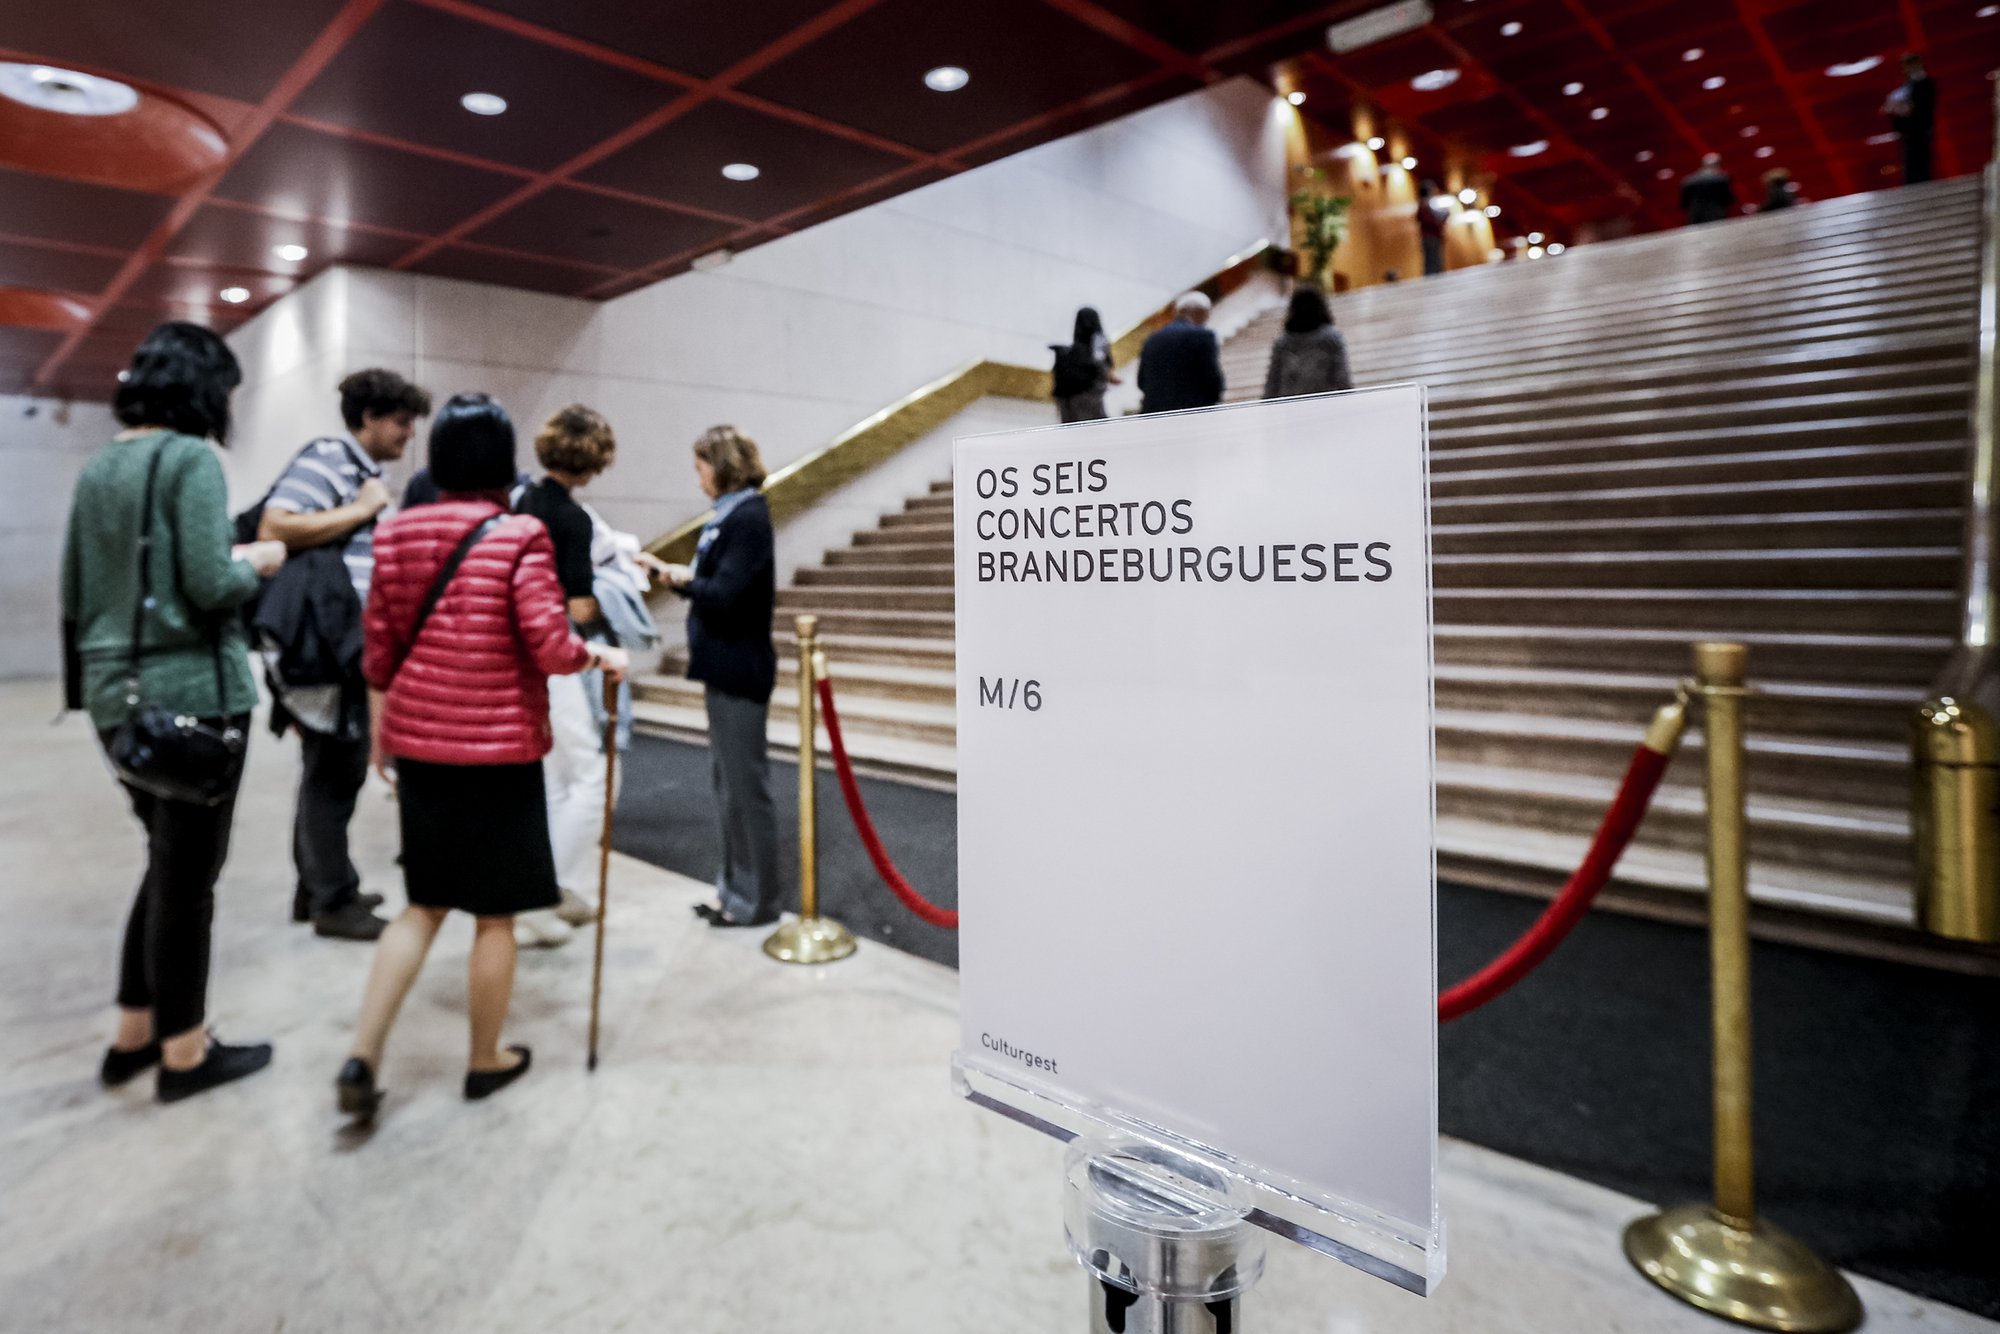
[1289,168,1352,288]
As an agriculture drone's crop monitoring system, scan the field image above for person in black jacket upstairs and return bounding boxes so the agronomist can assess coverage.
[1136,292,1224,413]
[662,426,781,928]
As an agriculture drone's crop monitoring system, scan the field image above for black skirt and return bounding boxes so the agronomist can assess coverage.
[396,758,560,917]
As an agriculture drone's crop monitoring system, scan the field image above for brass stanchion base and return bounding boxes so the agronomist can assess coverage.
[1623,1207,1862,1333]
[762,914,858,965]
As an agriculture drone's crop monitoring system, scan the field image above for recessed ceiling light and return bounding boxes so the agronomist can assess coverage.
[924,65,969,92]
[1527,244,1545,258]
[1865,130,1900,144]
[1528,230,1545,243]
[1635,149,1656,162]
[1547,242,1566,255]
[1702,75,1726,90]
[1741,125,1759,137]
[1682,47,1704,61]
[1411,67,1460,92]
[1755,145,1775,158]
[1367,136,1386,151]
[1980,4,2000,16]
[1287,89,1307,105]
[1484,203,1501,218]
[1508,139,1549,156]
[691,249,734,272]
[1500,21,1523,36]
[1656,166,1675,179]
[1563,81,1584,96]
[219,287,251,304]
[0,62,139,116]
[273,244,309,263]
[1589,106,1609,120]
[1826,56,1884,78]
[1401,155,1418,169]
[720,162,760,181]
[460,91,507,115]
[1458,187,1478,204]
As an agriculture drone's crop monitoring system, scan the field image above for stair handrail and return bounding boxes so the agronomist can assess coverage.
[1909,75,2000,944]
[643,241,1278,565]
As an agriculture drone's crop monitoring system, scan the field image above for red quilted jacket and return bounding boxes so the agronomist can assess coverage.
[363,498,591,765]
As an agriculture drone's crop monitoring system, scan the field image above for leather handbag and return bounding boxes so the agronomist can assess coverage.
[104,441,248,806]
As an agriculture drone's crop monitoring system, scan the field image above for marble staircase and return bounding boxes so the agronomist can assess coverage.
[636,175,1986,926]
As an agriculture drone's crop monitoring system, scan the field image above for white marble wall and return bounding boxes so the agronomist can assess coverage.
[0,393,119,678]
[221,77,1288,545]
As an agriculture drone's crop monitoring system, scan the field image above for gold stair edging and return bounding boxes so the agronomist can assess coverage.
[646,241,1278,565]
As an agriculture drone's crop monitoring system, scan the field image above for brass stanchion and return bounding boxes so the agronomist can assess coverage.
[1913,695,2000,942]
[764,614,857,964]
[1623,643,1861,1333]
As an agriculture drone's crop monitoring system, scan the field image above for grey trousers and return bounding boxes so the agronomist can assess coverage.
[705,688,783,923]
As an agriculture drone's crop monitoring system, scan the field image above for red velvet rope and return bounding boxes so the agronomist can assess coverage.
[1438,744,1672,1022]
[816,677,960,929]
[815,671,1675,1001]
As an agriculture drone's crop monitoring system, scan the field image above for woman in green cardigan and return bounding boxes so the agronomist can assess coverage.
[61,322,288,1103]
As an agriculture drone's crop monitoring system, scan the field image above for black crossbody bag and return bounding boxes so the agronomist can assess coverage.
[397,514,504,671]
[105,442,248,806]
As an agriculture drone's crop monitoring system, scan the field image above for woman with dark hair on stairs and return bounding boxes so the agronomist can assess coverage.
[1263,285,1353,400]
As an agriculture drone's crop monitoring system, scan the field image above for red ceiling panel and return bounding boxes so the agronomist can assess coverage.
[213,121,524,236]
[0,0,350,103]
[466,0,839,78]
[2,0,1994,399]
[578,98,914,221]
[736,0,1162,155]
[289,1,682,173]
[165,204,415,275]
[466,185,738,271]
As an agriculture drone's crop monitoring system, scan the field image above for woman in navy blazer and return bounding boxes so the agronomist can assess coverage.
[665,426,782,927]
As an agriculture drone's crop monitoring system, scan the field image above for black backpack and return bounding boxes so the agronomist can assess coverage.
[1050,342,1101,399]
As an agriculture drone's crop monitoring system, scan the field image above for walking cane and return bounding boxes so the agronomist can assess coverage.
[586,671,619,1072]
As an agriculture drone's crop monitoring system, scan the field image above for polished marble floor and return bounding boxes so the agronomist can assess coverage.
[0,681,1989,1333]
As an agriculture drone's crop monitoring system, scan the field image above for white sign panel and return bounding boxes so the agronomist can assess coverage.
[952,385,1440,1291]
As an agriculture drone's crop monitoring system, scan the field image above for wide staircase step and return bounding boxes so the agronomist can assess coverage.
[637,175,1984,932]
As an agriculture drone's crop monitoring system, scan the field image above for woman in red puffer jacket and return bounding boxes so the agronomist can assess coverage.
[336,394,627,1119]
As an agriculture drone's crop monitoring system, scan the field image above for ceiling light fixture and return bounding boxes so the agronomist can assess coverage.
[1458,187,1478,204]
[1367,136,1387,151]
[219,287,251,304]
[1563,81,1584,96]
[1508,139,1549,156]
[1755,145,1775,158]
[1741,125,1759,137]
[721,162,760,181]
[0,62,139,116]
[1527,245,1545,258]
[1401,155,1417,169]
[1865,131,1900,145]
[924,65,969,92]
[1702,75,1726,90]
[1682,47,1704,61]
[1527,231,1544,243]
[1589,106,1608,120]
[1826,56,1884,77]
[1547,242,1566,255]
[1656,166,1675,179]
[1980,4,2000,16]
[1484,204,1501,218]
[1411,67,1460,92]
[460,91,507,115]
[1500,20,1523,36]
[273,244,309,263]
[1635,149,1655,162]
[691,249,734,272]
[1287,89,1307,105]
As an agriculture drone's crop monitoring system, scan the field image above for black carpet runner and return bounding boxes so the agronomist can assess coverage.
[613,734,2000,1318]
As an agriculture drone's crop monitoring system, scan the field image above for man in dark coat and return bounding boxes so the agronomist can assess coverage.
[1886,53,1936,185]
[1680,153,1736,225]
[1136,292,1225,413]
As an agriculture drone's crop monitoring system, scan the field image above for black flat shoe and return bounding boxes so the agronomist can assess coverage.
[314,901,388,941]
[336,1057,383,1120]
[101,1041,161,1087]
[157,1039,273,1103]
[464,1046,531,1101]
[706,908,778,928]
[297,891,385,923]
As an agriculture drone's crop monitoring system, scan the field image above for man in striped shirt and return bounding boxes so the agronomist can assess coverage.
[259,368,431,941]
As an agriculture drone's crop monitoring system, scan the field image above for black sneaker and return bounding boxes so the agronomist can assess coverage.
[158,1040,273,1103]
[101,1041,161,1087]
[314,901,388,941]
